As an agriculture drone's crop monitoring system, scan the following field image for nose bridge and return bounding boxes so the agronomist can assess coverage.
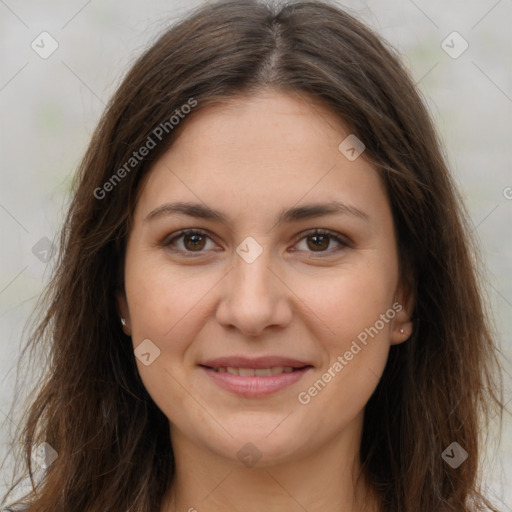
[216,239,292,335]
[233,243,273,297]
[230,237,275,307]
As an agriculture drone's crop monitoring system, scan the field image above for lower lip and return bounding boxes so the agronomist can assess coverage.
[200,366,312,397]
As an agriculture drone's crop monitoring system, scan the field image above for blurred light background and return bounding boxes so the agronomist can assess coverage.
[0,0,511,508]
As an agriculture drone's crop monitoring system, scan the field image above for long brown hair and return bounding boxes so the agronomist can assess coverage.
[1,1,505,510]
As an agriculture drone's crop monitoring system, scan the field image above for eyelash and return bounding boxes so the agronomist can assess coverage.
[162,228,350,258]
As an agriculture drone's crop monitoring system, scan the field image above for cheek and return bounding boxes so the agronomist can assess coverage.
[294,260,397,420]
[124,260,212,421]
[126,255,215,343]
[300,260,396,345]
[293,261,396,412]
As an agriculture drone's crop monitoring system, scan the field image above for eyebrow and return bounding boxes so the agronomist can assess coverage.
[144,200,370,225]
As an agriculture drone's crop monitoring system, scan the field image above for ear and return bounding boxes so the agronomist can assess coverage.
[390,281,415,345]
[117,291,132,336]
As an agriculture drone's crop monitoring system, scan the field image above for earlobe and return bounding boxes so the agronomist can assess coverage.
[391,319,413,345]
[390,283,415,345]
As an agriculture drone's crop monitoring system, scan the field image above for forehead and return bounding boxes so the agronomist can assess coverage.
[167,90,349,165]
[135,90,389,222]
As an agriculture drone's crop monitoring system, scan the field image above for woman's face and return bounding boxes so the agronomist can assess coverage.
[118,90,412,466]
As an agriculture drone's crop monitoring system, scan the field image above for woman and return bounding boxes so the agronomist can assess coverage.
[1,0,505,511]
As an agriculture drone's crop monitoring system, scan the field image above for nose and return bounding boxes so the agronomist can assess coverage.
[215,246,293,337]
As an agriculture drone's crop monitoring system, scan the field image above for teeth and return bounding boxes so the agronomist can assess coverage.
[212,366,297,375]
[255,368,272,376]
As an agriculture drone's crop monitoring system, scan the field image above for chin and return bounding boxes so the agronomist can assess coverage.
[206,422,313,467]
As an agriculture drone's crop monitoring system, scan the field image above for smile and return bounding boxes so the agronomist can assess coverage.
[200,365,313,397]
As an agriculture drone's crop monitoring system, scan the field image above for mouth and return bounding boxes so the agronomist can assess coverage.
[200,365,312,376]
[198,363,314,397]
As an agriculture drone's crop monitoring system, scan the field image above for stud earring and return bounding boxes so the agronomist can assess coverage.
[400,328,404,333]
[120,317,126,326]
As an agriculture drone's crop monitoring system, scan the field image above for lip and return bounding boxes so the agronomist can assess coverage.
[199,356,314,398]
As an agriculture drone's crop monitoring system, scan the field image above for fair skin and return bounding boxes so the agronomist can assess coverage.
[118,90,413,512]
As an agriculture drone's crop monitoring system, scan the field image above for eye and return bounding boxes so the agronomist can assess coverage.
[163,228,349,258]
[291,229,349,256]
[163,229,217,256]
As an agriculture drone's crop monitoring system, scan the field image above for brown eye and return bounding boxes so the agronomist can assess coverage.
[306,234,330,251]
[293,229,349,256]
[183,233,207,251]
[164,229,216,256]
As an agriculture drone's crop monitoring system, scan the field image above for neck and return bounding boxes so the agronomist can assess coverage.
[161,417,381,512]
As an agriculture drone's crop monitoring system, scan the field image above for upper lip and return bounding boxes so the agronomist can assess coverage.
[200,356,313,369]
